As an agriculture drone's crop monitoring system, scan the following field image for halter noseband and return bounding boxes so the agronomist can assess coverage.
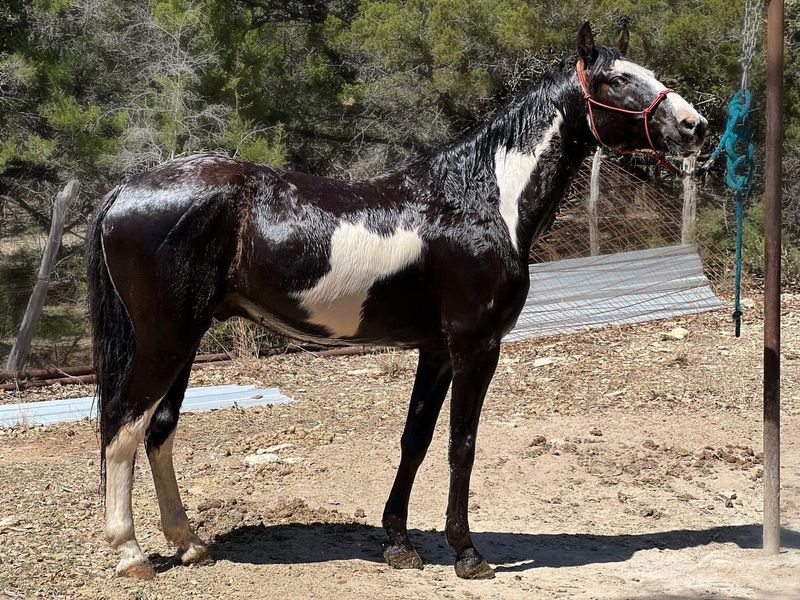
[577,59,680,175]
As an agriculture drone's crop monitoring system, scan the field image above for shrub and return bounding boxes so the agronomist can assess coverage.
[697,198,800,290]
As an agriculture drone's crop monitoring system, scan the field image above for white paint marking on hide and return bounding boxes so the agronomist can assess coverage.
[148,430,207,555]
[296,222,423,337]
[105,399,162,553]
[613,60,700,124]
[494,111,564,251]
[613,60,664,90]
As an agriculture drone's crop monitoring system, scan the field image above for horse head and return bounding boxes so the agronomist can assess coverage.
[576,22,707,159]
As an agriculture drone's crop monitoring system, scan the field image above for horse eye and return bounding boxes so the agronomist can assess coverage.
[610,76,627,89]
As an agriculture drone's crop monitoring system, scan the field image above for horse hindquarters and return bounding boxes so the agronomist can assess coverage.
[86,186,237,577]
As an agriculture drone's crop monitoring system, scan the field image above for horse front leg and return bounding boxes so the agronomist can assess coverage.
[445,333,500,579]
[383,347,452,569]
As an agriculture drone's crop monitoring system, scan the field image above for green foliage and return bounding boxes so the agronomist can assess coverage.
[0,247,37,338]
[1,0,798,366]
[19,134,57,165]
[37,313,83,340]
[0,139,17,174]
[224,116,288,166]
[786,0,800,143]
[697,199,800,288]
[0,0,796,230]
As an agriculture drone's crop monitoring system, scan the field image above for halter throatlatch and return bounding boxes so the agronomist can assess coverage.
[576,59,681,176]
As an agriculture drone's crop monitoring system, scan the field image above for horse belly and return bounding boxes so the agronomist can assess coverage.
[230,275,438,347]
[232,226,439,346]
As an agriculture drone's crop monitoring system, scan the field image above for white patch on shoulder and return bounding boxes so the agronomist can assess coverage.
[494,111,563,251]
[613,60,700,123]
[296,222,424,337]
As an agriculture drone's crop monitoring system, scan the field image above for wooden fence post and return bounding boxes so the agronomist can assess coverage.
[6,179,81,373]
[681,156,697,245]
[588,148,602,256]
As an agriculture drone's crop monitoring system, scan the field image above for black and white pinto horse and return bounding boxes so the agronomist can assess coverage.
[87,23,706,580]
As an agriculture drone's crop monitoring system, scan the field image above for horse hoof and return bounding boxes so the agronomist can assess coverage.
[117,558,156,580]
[455,551,495,580]
[384,545,424,570]
[181,544,213,567]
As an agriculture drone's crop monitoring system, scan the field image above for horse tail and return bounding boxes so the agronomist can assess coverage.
[86,185,133,495]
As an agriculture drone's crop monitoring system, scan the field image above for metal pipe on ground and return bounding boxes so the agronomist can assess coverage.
[0,346,389,391]
[0,353,230,383]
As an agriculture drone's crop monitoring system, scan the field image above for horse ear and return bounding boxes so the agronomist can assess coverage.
[617,23,630,56]
[578,21,596,66]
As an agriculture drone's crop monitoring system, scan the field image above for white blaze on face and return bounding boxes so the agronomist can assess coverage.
[494,111,564,251]
[612,60,701,125]
[297,222,424,337]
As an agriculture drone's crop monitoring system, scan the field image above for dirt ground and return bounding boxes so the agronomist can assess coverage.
[1,294,799,599]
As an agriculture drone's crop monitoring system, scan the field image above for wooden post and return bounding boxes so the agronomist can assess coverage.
[681,156,697,244]
[5,179,81,374]
[588,148,602,256]
[763,0,783,556]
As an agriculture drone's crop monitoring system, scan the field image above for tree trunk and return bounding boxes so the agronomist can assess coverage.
[5,179,81,373]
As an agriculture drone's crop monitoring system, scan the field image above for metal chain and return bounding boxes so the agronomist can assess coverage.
[740,0,763,90]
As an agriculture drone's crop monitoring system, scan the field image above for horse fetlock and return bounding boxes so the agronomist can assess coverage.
[384,544,423,570]
[162,521,202,549]
[444,518,470,552]
[162,525,211,565]
[454,547,495,580]
[381,511,406,534]
[105,521,133,549]
[180,542,213,567]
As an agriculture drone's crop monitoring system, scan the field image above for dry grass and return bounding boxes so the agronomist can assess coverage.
[373,349,414,378]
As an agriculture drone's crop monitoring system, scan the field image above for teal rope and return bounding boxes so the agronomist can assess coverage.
[695,90,755,337]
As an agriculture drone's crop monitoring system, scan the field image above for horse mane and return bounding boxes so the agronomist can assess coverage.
[402,46,621,202]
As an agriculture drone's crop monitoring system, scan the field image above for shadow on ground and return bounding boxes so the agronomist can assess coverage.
[203,522,800,573]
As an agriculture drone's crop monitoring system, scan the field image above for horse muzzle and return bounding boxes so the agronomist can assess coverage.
[676,114,708,153]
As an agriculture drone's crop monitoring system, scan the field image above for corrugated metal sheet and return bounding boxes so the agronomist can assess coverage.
[505,245,724,341]
[0,385,292,428]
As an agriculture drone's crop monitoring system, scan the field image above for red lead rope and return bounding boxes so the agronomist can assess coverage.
[576,59,681,176]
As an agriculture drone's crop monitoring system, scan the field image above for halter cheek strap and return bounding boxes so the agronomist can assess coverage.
[577,59,681,176]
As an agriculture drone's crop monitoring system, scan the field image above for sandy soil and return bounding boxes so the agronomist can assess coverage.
[1,295,799,599]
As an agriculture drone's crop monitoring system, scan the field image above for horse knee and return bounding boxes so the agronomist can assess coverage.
[448,433,476,468]
[400,432,431,467]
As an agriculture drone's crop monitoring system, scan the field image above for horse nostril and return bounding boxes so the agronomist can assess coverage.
[695,118,707,139]
[679,118,698,134]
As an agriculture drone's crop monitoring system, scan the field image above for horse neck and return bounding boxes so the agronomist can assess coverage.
[424,71,593,258]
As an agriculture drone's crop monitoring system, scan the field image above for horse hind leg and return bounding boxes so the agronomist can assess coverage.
[104,389,165,579]
[103,350,199,578]
[145,359,211,567]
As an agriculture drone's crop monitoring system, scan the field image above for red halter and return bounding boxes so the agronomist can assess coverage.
[576,59,681,175]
